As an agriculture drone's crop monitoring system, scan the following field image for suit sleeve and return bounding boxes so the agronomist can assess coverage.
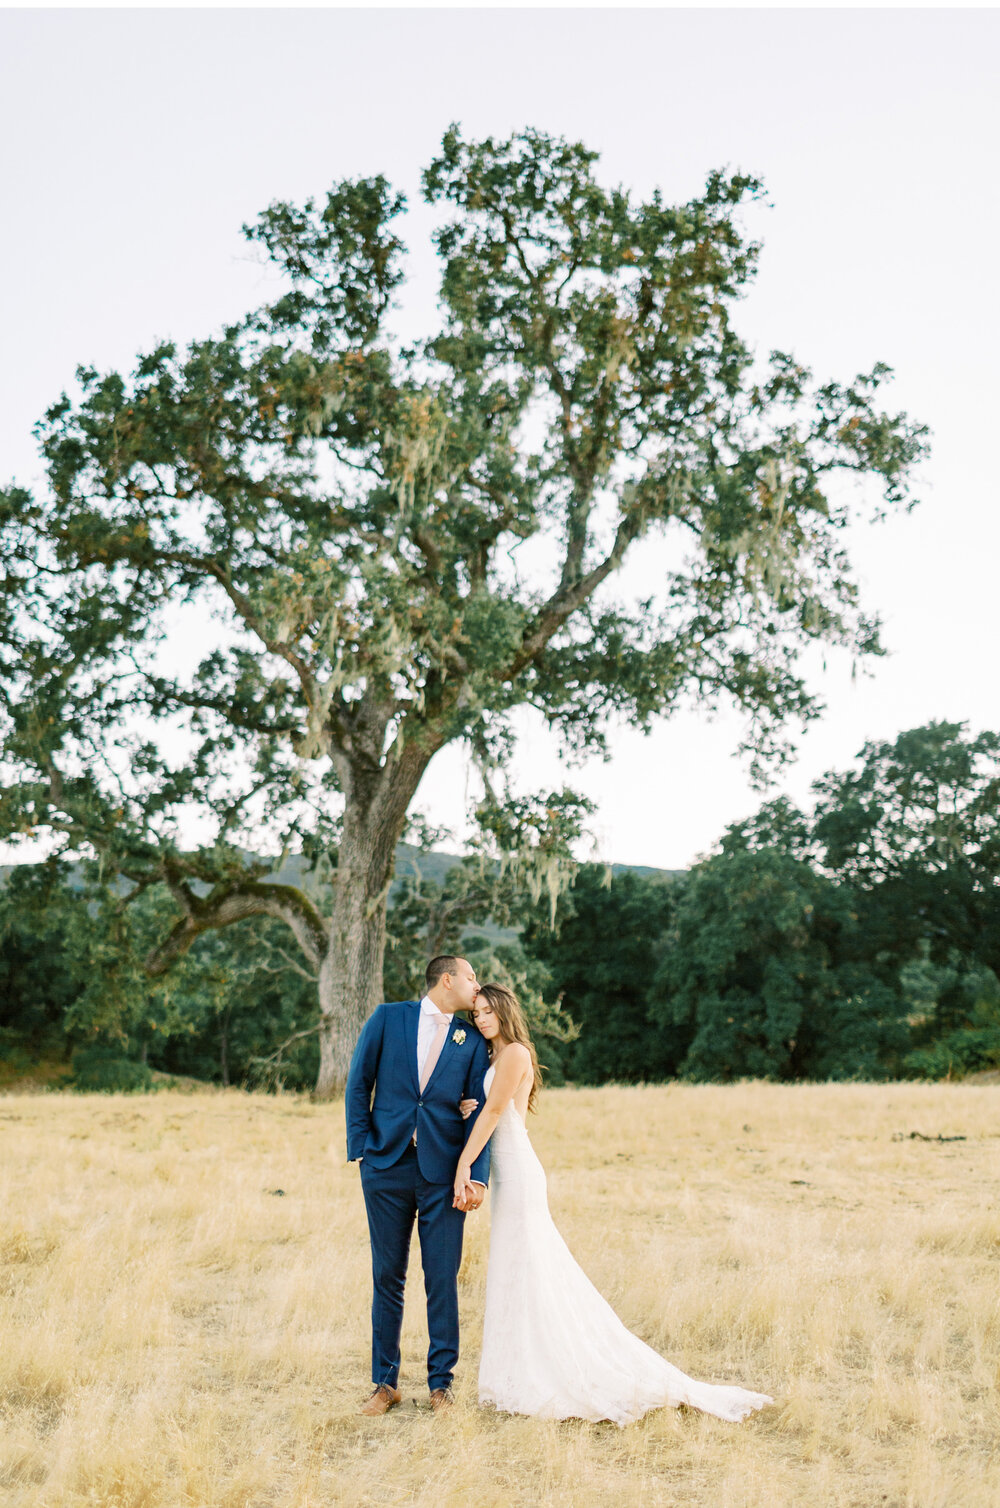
[345,1004,386,1162]
[462,1038,492,1187]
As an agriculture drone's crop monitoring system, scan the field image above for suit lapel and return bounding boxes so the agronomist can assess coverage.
[404,999,421,1095]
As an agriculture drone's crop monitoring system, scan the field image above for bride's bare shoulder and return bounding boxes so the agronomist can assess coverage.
[499,1043,532,1072]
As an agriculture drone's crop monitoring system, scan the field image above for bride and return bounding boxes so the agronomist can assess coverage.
[453,983,774,1427]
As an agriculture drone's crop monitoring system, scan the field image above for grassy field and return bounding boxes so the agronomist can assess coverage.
[1,1082,998,1508]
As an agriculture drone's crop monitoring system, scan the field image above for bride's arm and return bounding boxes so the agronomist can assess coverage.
[452,1044,531,1204]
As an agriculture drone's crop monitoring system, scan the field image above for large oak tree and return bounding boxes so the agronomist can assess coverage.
[0,127,927,1093]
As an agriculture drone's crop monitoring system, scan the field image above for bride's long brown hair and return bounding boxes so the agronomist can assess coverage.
[475,983,543,1114]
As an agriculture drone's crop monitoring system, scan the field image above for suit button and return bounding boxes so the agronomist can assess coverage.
[418,1100,423,1107]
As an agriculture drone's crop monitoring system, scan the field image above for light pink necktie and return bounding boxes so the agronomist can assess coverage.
[419,1012,450,1091]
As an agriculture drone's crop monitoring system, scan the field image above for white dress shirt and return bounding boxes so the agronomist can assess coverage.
[417,994,449,1079]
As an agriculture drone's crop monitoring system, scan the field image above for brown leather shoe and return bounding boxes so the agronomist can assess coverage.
[429,1387,454,1412]
[360,1383,402,1416]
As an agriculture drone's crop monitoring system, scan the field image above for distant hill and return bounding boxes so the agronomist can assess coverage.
[1,845,684,896]
[256,844,684,892]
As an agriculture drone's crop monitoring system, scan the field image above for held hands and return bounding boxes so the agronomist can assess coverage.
[453,1164,482,1212]
[455,1099,481,1207]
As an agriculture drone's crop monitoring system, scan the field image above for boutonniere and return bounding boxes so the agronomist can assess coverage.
[452,1028,467,1045]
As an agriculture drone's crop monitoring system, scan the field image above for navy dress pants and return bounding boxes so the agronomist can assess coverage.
[360,1143,467,1392]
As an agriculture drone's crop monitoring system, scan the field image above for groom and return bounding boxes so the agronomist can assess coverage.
[345,955,492,1415]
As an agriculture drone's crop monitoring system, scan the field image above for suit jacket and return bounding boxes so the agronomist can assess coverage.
[345,999,492,1186]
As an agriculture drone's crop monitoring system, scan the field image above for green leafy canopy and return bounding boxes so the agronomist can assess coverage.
[1,127,928,992]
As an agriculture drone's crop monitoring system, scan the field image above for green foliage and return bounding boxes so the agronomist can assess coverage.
[4,718,999,1090]
[0,865,85,1053]
[70,1043,154,1093]
[383,792,592,1003]
[810,722,1000,886]
[655,847,910,1081]
[381,843,578,1084]
[144,916,320,1091]
[522,866,680,1084]
[902,951,1000,1079]
[702,721,1000,1081]
[0,863,320,1090]
[462,935,577,1087]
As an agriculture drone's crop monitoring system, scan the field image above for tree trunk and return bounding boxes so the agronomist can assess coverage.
[314,812,396,1097]
[313,742,437,1098]
[219,1001,231,1087]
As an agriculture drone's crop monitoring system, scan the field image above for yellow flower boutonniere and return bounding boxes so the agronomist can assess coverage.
[452,1028,467,1045]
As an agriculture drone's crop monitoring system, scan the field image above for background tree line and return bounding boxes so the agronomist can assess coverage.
[3,721,997,1093]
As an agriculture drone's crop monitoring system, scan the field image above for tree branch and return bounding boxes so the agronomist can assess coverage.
[246,1021,322,1073]
[145,879,327,976]
[139,547,321,716]
[501,503,646,680]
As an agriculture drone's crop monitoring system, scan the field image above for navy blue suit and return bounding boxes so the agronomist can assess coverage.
[345,999,491,1392]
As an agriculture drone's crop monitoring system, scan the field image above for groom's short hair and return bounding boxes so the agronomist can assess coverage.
[425,955,461,991]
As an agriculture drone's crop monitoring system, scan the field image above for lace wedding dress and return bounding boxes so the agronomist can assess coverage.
[478,1067,773,1426]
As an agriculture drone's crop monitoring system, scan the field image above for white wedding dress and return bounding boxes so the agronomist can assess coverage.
[478,1067,773,1426]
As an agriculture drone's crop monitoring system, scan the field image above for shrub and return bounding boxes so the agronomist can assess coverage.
[70,1044,154,1093]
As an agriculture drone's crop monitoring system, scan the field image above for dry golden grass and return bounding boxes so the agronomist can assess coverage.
[1,1082,998,1508]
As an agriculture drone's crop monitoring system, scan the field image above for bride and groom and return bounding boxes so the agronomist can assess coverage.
[345,955,773,1425]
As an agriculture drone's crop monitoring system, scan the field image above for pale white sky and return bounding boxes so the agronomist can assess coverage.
[1,8,997,870]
